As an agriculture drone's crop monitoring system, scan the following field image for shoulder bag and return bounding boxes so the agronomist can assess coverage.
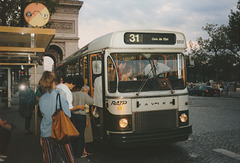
[51,93,79,144]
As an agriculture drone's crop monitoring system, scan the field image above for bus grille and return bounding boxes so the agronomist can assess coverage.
[132,109,178,132]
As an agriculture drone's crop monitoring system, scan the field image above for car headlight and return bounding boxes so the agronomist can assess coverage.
[180,113,188,123]
[119,118,128,129]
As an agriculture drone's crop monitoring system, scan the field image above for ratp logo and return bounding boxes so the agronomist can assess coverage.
[111,101,127,105]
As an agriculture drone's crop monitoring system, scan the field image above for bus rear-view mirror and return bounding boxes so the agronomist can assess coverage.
[92,61,102,75]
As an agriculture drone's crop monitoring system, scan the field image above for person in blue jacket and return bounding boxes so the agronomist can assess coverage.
[38,71,74,163]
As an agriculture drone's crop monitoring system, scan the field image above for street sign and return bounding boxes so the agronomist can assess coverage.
[24,3,50,27]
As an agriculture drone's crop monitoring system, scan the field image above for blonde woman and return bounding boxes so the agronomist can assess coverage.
[38,71,74,163]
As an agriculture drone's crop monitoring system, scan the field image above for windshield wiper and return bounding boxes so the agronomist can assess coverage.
[136,59,155,96]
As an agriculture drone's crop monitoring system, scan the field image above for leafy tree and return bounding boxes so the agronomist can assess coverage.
[0,0,59,27]
[227,0,240,54]
[187,40,215,82]
[198,24,229,55]
[186,1,240,83]
[0,0,20,26]
[188,22,239,82]
[196,24,230,81]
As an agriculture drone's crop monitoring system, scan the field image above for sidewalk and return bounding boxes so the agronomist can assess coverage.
[228,88,240,98]
[0,88,239,163]
[0,100,42,163]
[0,94,90,163]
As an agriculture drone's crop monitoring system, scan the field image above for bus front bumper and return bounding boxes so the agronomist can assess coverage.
[106,125,192,147]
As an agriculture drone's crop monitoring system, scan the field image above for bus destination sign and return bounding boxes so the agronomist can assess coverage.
[124,32,176,45]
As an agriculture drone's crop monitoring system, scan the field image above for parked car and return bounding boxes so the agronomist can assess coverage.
[214,88,220,97]
[189,85,215,96]
[188,86,199,95]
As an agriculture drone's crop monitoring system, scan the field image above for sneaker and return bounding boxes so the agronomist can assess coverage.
[81,153,87,158]
[0,158,4,162]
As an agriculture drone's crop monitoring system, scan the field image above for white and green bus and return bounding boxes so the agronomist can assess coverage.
[56,30,192,147]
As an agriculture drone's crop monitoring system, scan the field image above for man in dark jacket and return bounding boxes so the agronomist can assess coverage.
[19,80,35,135]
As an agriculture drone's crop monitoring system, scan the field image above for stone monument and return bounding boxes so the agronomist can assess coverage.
[29,0,83,85]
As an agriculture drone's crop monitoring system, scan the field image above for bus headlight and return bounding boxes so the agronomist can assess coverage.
[119,118,128,129]
[180,113,188,123]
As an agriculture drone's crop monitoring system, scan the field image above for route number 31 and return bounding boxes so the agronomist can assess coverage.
[129,34,140,42]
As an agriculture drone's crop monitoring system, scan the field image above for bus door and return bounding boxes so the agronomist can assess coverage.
[89,54,102,99]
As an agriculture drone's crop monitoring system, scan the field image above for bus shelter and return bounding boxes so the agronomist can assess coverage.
[0,26,56,135]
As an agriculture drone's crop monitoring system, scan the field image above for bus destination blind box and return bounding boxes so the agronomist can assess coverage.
[124,33,176,45]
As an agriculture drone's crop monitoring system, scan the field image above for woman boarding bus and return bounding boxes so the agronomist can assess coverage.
[55,30,192,147]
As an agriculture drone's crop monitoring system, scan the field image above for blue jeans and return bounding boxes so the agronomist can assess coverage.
[70,114,86,158]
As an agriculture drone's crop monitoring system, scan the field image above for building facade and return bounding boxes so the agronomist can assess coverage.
[48,0,83,64]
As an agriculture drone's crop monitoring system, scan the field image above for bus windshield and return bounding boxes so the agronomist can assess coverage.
[108,53,186,93]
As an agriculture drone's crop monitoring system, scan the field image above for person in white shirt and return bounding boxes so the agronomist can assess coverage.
[143,59,170,78]
[92,76,104,138]
[55,76,84,112]
[93,76,102,108]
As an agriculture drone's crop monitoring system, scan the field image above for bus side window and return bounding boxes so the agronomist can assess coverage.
[83,56,89,85]
[79,57,84,77]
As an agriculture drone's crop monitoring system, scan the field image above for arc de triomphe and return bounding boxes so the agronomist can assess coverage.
[30,0,83,84]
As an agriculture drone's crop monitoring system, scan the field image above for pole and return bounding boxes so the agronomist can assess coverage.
[7,68,11,108]
[34,64,37,136]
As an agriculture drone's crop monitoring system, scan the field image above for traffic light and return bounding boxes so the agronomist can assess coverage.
[20,69,25,80]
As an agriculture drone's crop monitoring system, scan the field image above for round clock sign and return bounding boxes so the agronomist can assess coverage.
[24,3,50,27]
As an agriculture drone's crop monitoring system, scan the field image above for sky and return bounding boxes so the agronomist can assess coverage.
[78,0,238,48]
[44,0,238,70]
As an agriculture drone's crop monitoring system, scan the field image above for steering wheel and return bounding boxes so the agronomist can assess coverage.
[157,72,165,78]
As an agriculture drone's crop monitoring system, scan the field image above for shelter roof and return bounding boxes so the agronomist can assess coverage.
[0,26,55,65]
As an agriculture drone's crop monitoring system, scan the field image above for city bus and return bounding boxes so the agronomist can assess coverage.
[55,30,192,147]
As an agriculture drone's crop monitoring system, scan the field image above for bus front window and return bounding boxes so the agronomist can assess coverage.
[110,53,186,93]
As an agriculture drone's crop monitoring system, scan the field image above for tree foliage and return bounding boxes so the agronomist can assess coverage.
[187,1,240,82]
[0,0,20,26]
[0,0,59,27]
[227,0,240,53]
[197,24,229,56]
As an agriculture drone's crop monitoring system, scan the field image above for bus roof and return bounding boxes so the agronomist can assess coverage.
[87,30,187,52]
[56,30,187,68]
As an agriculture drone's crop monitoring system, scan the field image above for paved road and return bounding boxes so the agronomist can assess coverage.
[0,94,239,163]
[87,96,240,163]
[179,96,240,163]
